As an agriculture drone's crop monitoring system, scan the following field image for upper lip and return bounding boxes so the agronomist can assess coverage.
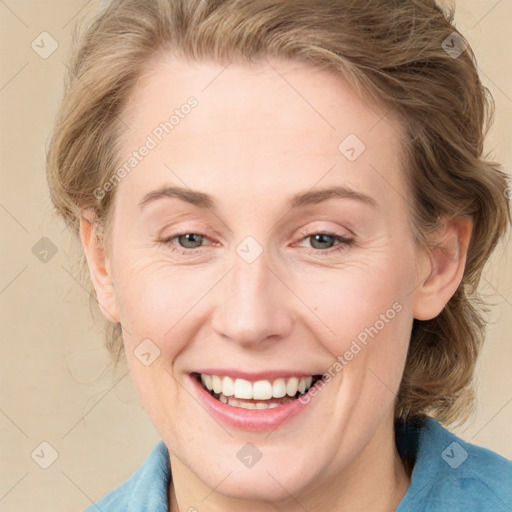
[192,369,321,381]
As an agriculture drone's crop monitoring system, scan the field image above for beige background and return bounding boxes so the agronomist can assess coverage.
[1,1,511,510]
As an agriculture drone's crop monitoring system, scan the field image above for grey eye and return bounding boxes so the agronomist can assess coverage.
[177,233,204,249]
[308,234,337,250]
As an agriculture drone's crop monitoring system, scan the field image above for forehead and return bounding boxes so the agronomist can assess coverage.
[114,54,408,213]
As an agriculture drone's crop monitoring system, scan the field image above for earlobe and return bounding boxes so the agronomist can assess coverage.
[412,216,473,321]
[79,209,119,323]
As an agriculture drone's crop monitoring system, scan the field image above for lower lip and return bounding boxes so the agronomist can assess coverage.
[190,374,314,431]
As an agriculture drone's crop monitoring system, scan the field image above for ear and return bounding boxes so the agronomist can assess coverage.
[412,215,473,321]
[79,209,119,323]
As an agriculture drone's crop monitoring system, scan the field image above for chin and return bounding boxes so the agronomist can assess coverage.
[210,470,308,503]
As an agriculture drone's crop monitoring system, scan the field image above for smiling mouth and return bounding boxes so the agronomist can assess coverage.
[193,372,323,409]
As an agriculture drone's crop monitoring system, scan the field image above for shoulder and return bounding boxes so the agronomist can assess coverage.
[397,417,512,512]
[83,441,171,512]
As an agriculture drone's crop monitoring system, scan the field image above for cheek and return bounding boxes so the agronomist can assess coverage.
[112,255,209,348]
[294,256,412,345]
[291,248,415,404]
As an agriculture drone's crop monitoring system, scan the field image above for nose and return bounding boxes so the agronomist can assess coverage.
[210,246,294,350]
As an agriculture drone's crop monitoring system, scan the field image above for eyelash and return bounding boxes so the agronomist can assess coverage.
[158,230,354,256]
[297,230,354,255]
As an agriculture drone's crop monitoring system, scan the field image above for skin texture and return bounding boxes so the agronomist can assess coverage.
[80,56,472,512]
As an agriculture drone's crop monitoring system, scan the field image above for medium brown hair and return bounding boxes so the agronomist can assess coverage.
[46,0,511,425]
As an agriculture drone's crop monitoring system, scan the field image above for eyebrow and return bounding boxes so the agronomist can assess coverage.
[138,184,378,211]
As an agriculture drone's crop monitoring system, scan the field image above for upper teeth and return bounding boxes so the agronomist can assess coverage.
[200,374,314,400]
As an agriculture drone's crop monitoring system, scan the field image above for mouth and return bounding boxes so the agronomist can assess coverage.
[192,372,323,410]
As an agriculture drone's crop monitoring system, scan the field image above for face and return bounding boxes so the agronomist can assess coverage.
[93,55,431,504]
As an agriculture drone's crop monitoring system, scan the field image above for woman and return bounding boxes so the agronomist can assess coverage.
[46,0,512,510]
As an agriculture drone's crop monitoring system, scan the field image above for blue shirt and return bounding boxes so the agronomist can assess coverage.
[85,417,512,511]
